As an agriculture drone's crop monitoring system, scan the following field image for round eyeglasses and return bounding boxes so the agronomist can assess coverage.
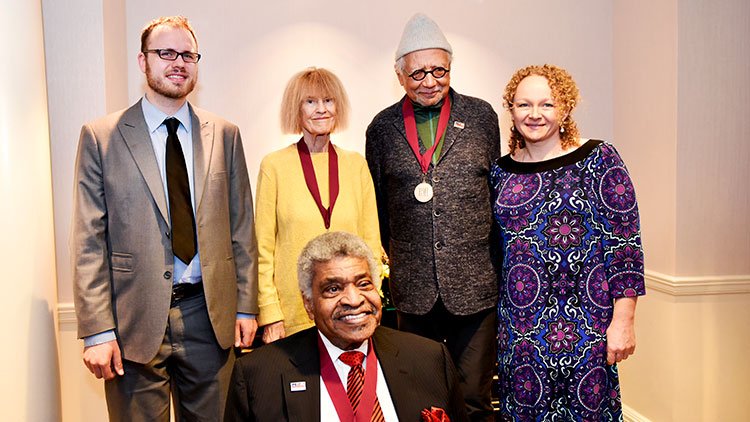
[142,49,202,63]
[408,67,450,81]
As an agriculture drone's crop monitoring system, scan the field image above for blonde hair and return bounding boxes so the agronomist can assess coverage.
[504,64,580,154]
[280,67,350,134]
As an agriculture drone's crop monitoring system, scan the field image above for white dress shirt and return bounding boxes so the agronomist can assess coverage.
[318,331,398,421]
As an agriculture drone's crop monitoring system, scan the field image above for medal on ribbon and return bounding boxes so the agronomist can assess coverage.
[401,97,451,203]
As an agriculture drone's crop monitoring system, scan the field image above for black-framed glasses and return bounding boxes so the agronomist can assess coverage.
[142,49,202,63]
[408,67,450,81]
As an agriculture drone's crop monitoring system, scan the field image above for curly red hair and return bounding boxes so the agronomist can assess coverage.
[503,64,580,154]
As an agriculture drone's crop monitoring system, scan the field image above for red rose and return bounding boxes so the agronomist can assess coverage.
[420,406,450,421]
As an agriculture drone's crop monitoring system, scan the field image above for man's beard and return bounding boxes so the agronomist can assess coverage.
[145,61,196,99]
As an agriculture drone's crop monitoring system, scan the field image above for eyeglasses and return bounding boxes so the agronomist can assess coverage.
[142,49,202,63]
[407,67,450,81]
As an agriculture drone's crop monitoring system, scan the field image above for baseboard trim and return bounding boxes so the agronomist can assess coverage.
[623,403,650,422]
[646,270,750,296]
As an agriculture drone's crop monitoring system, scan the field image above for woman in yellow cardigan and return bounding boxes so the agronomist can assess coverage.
[255,68,381,342]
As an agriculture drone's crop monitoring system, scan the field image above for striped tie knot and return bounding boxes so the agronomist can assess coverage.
[340,351,365,367]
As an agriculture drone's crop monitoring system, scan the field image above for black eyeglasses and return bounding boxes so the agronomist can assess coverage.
[408,67,450,81]
[142,49,202,63]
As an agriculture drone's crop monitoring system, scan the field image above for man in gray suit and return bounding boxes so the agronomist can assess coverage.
[71,16,258,421]
[365,14,500,421]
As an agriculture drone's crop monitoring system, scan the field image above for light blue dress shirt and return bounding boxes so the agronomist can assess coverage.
[141,96,202,285]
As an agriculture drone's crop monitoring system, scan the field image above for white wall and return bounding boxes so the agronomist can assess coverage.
[613,0,679,276]
[614,0,750,420]
[675,0,750,275]
[0,1,61,420]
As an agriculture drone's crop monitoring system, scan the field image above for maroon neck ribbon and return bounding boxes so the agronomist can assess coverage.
[401,96,452,174]
[318,334,379,422]
[297,139,339,229]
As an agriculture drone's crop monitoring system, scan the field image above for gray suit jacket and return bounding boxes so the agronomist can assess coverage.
[365,90,500,315]
[71,100,258,363]
[224,326,468,422]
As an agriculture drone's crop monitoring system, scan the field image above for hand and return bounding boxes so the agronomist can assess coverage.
[235,318,258,348]
[606,297,638,365]
[83,340,124,380]
[261,321,286,344]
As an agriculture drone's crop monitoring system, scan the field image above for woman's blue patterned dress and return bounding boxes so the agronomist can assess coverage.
[491,140,645,421]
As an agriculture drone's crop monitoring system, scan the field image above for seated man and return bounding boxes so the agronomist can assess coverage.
[225,231,467,421]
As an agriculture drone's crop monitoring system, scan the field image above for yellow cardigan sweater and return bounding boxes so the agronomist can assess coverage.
[255,143,381,334]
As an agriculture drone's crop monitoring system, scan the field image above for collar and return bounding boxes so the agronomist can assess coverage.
[318,330,369,363]
[410,99,444,113]
[141,95,192,134]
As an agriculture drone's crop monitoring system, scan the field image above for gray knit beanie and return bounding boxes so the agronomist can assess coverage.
[394,13,453,61]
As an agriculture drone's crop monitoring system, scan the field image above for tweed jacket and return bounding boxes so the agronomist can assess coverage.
[365,89,500,315]
[71,100,258,363]
[224,326,468,422]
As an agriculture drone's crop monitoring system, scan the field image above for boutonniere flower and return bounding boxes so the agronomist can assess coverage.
[420,406,450,421]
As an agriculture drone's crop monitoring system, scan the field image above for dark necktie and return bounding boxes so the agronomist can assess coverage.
[164,118,196,264]
[339,351,385,422]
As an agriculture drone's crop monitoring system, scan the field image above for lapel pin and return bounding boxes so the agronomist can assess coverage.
[290,381,307,392]
[453,121,465,129]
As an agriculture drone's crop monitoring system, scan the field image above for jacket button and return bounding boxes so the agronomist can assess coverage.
[434,241,443,250]
[165,232,170,239]
[163,271,172,279]
[432,175,440,183]
[433,209,441,217]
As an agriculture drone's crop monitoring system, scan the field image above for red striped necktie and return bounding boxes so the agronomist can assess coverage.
[339,351,385,422]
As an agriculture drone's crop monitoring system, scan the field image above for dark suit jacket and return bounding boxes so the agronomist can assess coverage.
[224,326,468,422]
[71,100,258,363]
[365,90,501,316]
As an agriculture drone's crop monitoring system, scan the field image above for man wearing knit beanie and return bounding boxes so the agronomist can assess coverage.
[365,13,500,421]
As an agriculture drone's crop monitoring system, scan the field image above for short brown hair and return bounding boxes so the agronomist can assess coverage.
[280,67,350,134]
[140,16,198,52]
[504,64,580,154]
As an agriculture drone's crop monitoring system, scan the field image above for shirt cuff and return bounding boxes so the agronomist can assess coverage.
[83,330,117,347]
[236,312,256,320]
